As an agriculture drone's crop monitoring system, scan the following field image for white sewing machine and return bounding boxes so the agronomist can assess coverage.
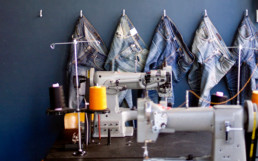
[137,98,258,161]
[89,65,172,137]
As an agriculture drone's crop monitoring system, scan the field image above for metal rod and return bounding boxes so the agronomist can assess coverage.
[134,55,137,73]
[237,45,242,105]
[227,46,257,50]
[112,59,115,72]
[186,90,189,108]
[73,39,83,151]
[85,112,89,146]
[50,40,100,49]
[107,129,111,145]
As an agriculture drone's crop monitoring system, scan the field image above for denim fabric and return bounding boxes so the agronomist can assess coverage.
[104,14,148,108]
[188,16,235,107]
[68,16,107,108]
[225,15,258,105]
[144,16,194,106]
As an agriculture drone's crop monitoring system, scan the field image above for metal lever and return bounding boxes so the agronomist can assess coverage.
[225,121,243,142]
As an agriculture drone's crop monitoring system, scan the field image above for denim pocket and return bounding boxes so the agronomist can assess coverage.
[239,24,252,40]
[120,43,142,60]
[77,45,95,64]
[198,26,210,41]
[76,45,106,70]
[92,54,105,70]
[116,43,148,72]
[219,55,235,73]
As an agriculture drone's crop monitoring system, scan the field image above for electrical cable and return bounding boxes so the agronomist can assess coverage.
[188,61,258,105]
[249,111,256,159]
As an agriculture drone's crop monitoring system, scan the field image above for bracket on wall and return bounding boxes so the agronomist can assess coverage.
[163,9,166,17]
[39,9,43,18]
[80,10,83,17]
[204,9,207,17]
[245,9,248,17]
[122,9,125,16]
[256,10,258,23]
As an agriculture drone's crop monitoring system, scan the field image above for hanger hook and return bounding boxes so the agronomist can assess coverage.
[163,9,166,17]
[122,9,125,16]
[50,43,55,49]
[245,9,248,17]
[204,9,207,17]
[39,9,43,18]
[80,10,83,17]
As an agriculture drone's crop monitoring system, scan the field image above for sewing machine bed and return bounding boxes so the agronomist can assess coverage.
[45,131,211,161]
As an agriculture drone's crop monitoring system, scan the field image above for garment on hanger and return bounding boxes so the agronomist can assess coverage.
[144,15,194,106]
[104,14,148,108]
[188,15,235,107]
[68,15,107,108]
[225,15,258,105]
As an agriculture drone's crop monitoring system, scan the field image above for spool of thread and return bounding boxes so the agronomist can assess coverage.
[252,90,258,105]
[89,86,107,110]
[49,83,66,110]
[211,92,228,106]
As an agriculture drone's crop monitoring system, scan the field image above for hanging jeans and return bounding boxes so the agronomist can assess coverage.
[225,15,258,105]
[188,16,235,107]
[68,16,107,108]
[104,14,148,108]
[144,16,194,106]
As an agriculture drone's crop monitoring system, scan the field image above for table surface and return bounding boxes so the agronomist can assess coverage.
[45,131,212,161]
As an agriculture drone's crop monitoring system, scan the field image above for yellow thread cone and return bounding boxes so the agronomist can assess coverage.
[64,113,85,129]
[89,86,107,110]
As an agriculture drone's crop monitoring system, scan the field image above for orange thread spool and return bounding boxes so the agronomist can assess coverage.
[89,86,107,110]
[252,90,258,105]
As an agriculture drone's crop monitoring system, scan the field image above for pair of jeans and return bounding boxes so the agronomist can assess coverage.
[144,16,194,106]
[104,14,148,108]
[68,16,107,108]
[225,15,258,105]
[188,16,235,107]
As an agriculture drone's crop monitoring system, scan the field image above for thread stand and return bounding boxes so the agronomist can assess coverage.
[46,108,75,116]
[50,39,100,156]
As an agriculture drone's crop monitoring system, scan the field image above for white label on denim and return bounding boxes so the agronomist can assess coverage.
[130,28,137,36]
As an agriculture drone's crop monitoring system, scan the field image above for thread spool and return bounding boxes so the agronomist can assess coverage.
[49,83,66,110]
[89,86,107,110]
[211,92,228,106]
[252,90,258,105]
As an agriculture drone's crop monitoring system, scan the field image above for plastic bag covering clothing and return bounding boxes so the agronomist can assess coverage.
[144,16,194,106]
[104,14,148,108]
[68,16,107,108]
[188,16,235,107]
[225,15,258,105]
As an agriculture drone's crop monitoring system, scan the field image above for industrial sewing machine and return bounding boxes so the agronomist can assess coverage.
[89,65,172,137]
[137,97,258,161]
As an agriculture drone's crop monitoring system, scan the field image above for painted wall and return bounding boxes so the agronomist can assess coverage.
[0,0,257,160]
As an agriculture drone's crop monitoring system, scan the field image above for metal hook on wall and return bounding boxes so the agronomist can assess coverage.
[163,9,166,17]
[204,9,208,17]
[122,9,125,16]
[245,9,248,17]
[80,10,83,17]
[39,9,43,18]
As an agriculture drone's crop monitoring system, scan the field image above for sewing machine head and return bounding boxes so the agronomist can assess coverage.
[89,65,172,98]
[137,98,258,161]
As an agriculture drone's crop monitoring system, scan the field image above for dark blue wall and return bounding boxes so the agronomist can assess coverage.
[0,0,257,160]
